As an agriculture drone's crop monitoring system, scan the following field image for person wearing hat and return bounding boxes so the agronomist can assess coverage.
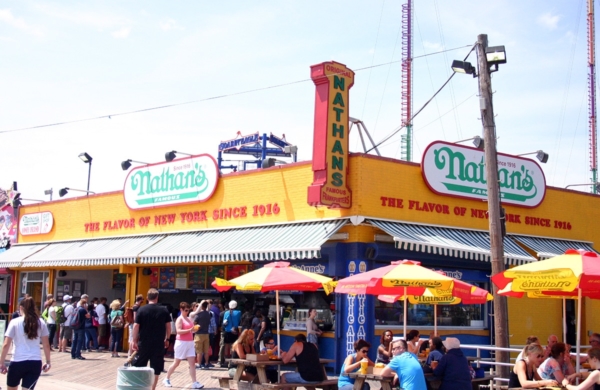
[222,301,241,362]
[59,295,73,353]
[432,337,472,390]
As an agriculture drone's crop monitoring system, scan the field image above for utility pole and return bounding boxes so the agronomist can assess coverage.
[476,33,510,378]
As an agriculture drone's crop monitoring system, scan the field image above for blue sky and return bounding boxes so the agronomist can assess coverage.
[0,1,595,200]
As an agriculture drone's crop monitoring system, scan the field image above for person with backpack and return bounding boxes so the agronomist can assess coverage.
[70,297,89,360]
[58,295,72,353]
[109,299,125,357]
[222,300,241,362]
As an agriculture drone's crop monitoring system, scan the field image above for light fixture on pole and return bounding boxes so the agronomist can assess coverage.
[451,60,477,77]
[121,159,149,171]
[454,135,484,150]
[78,152,93,195]
[165,151,193,162]
[452,34,510,377]
[58,188,96,197]
[44,188,53,201]
[517,150,549,163]
[565,183,600,192]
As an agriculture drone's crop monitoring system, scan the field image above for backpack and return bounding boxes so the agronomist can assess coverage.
[67,305,80,328]
[41,307,49,322]
[55,305,65,324]
[111,312,124,329]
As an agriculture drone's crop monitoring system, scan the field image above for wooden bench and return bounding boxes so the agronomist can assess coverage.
[255,378,338,390]
[211,375,232,388]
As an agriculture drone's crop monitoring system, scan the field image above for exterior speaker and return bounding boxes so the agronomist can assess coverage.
[58,270,67,277]
[142,268,152,276]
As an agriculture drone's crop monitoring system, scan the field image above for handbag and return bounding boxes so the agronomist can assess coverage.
[170,314,177,335]
[92,316,99,327]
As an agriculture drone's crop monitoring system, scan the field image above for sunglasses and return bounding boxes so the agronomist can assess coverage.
[537,354,544,358]
[266,342,275,345]
[182,309,190,312]
[360,349,369,353]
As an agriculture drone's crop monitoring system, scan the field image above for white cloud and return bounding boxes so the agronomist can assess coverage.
[537,12,560,30]
[112,27,130,39]
[0,9,44,37]
[159,18,182,31]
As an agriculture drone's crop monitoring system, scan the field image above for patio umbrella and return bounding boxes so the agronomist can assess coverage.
[211,261,336,357]
[335,259,478,339]
[378,279,493,334]
[491,249,600,373]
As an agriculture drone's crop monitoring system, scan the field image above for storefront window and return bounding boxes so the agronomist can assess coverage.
[375,300,485,327]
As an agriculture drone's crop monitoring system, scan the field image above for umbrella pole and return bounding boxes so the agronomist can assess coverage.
[403,287,407,340]
[276,290,281,358]
[577,289,581,374]
[563,298,567,343]
[434,304,437,336]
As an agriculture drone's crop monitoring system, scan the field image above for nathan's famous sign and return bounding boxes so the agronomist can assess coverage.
[422,141,546,208]
[124,154,219,210]
[307,61,354,208]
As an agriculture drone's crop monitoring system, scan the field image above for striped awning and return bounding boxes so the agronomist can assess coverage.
[20,235,167,267]
[0,243,49,268]
[139,220,347,264]
[369,220,535,266]
[509,234,598,260]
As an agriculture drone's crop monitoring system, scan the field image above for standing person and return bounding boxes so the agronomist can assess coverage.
[208,299,219,362]
[306,308,322,347]
[381,339,427,390]
[508,343,557,388]
[563,348,600,389]
[109,299,124,357]
[71,297,89,360]
[163,302,204,389]
[59,295,73,353]
[193,301,212,370]
[96,297,108,350]
[251,310,265,352]
[46,299,58,350]
[376,329,394,364]
[84,302,99,352]
[222,300,241,362]
[0,297,51,390]
[131,288,172,390]
[127,294,144,359]
[338,339,374,390]
[432,337,471,390]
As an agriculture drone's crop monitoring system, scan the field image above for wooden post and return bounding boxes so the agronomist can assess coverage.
[476,33,510,378]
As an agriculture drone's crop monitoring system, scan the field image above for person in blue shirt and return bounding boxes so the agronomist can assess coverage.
[338,339,375,390]
[381,339,426,390]
[425,337,445,368]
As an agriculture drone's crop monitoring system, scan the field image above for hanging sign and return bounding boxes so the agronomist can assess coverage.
[123,154,219,210]
[307,61,354,209]
[19,212,54,235]
[421,141,546,208]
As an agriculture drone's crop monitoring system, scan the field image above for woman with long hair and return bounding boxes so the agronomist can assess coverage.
[508,343,558,388]
[376,330,393,364]
[338,339,374,390]
[562,347,600,389]
[538,342,575,383]
[406,329,423,355]
[228,329,257,382]
[163,302,203,389]
[109,299,124,358]
[0,297,51,390]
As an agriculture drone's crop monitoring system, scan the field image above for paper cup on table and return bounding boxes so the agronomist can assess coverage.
[360,361,368,374]
[430,360,438,369]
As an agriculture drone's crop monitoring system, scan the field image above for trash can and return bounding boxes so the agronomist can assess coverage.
[116,366,154,390]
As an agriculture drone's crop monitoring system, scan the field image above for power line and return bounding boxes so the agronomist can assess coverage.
[1,45,471,135]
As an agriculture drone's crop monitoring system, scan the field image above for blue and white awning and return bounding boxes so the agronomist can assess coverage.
[139,220,348,264]
[509,235,598,260]
[369,220,535,266]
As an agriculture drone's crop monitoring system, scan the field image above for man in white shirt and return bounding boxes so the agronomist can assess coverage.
[59,295,73,353]
[95,298,107,351]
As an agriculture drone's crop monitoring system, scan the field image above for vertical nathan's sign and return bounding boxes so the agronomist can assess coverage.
[307,61,354,208]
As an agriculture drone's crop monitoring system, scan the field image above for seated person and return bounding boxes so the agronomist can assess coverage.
[516,335,541,361]
[260,336,280,384]
[228,329,257,382]
[425,337,445,369]
[380,339,426,390]
[538,342,575,383]
[376,330,394,364]
[509,343,557,389]
[338,339,375,390]
[280,334,325,389]
[406,330,424,355]
[562,347,600,389]
[432,337,471,390]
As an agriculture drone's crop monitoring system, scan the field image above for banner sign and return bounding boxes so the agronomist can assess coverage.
[123,154,219,210]
[307,61,354,209]
[218,132,260,152]
[422,141,546,208]
[19,212,53,236]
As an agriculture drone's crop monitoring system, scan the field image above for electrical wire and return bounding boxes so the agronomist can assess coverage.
[1,45,472,135]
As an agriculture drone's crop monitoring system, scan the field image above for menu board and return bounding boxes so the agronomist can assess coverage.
[112,270,127,289]
[206,265,225,287]
[188,267,207,289]
[175,267,188,289]
[159,267,176,289]
[149,267,159,289]
[227,265,248,279]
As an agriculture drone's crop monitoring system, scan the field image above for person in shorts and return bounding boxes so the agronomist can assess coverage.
[281,333,325,385]
[193,301,211,369]
[131,288,172,390]
[59,295,73,353]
